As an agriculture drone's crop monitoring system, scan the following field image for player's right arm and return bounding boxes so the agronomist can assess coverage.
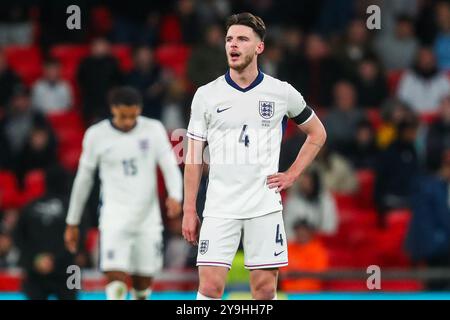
[64,127,98,253]
[183,89,208,246]
[182,138,205,245]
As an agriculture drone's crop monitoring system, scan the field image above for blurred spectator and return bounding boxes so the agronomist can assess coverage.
[434,1,450,70]
[316,0,355,37]
[2,87,47,158]
[0,49,22,117]
[312,145,358,194]
[334,19,376,79]
[260,38,283,77]
[176,0,201,45]
[279,33,338,108]
[415,0,440,45]
[31,58,73,114]
[0,4,33,45]
[352,56,389,108]
[426,95,450,171]
[373,0,419,37]
[89,6,114,39]
[284,168,338,239]
[0,126,12,169]
[14,166,78,299]
[278,27,304,95]
[280,219,329,292]
[187,24,228,87]
[161,78,188,132]
[126,46,166,119]
[0,227,19,268]
[375,118,420,224]
[374,15,419,71]
[397,47,450,114]
[196,0,230,26]
[14,123,58,186]
[406,148,450,290]
[77,38,123,123]
[324,81,365,156]
[38,1,88,50]
[348,119,379,170]
[135,12,160,47]
[376,99,416,149]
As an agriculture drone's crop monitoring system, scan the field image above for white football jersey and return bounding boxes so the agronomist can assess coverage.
[76,116,182,231]
[187,70,314,219]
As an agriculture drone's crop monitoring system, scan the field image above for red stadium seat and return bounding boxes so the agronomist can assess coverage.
[56,127,84,148]
[420,111,439,124]
[159,15,182,44]
[22,169,46,203]
[4,45,43,86]
[85,228,99,254]
[0,171,21,209]
[59,146,82,172]
[386,209,411,232]
[111,45,133,72]
[387,69,405,96]
[354,170,375,209]
[50,44,90,67]
[47,110,84,131]
[154,44,191,77]
[366,108,382,129]
[0,271,22,291]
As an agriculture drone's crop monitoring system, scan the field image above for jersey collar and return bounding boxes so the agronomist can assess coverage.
[109,117,139,133]
[225,69,264,92]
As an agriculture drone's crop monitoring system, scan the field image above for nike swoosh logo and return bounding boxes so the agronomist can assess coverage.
[274,251,285,257]
[217,107,232,113]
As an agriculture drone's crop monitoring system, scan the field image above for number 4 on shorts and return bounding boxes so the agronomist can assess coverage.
[275,224,284,246]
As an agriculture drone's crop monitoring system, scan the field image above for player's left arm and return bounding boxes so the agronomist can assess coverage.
[155,123,183,218]
[267,113,326,192]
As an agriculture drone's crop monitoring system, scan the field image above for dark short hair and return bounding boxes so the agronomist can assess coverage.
[226,12,266,41]
[109,86,142,107]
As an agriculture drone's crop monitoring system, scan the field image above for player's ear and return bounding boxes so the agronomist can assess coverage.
[256,41,264,55]
[110,105,118,116]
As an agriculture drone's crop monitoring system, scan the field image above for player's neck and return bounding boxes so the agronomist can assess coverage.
[228,64,259,88]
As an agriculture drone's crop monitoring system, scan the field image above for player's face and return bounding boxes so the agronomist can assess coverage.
[111,105,141,132]
[225,25,264,71]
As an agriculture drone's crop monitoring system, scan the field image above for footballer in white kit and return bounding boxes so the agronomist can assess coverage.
[182,13,327,300]
[65,87,182,300]
[188,70,313,269]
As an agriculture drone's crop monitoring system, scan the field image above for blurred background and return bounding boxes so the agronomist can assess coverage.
[1,0,450,299]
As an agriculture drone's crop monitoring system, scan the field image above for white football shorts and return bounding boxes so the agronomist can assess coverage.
[196,211,288,269]
[100,227,163,277]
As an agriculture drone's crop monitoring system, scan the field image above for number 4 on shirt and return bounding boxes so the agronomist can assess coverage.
[239,124,250,147]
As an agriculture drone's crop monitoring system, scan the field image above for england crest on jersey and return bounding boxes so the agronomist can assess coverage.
[139,139,149,152]
[259,101,275,119]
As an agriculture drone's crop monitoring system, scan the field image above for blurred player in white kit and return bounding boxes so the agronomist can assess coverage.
[64,86,182,300]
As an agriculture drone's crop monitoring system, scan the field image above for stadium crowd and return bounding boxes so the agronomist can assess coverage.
[1,0,450,292]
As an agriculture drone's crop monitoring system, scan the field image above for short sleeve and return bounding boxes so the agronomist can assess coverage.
[187,89,208,141]
[286,83,314,125]
[78,128,99,170]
